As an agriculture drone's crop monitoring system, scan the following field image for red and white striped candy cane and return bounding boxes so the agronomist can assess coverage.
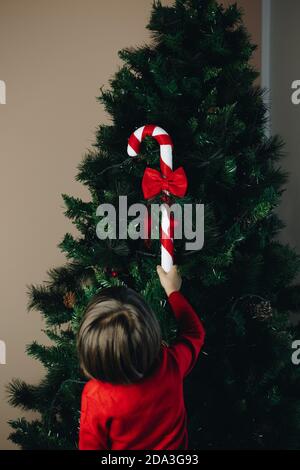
[127,124,174,272]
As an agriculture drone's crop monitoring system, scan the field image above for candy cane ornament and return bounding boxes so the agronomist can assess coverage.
[127,125,188,272]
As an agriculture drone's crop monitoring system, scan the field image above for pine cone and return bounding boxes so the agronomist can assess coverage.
[208,106,218,114]
[63,291,76,309]
[252,300,273,320]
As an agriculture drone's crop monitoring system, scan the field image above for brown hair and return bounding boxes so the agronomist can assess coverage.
[77,286,162,385]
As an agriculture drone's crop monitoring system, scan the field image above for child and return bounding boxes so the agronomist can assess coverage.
[77,265,205,450]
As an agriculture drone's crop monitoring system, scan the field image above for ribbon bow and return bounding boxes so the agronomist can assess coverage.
[142,167,188,199]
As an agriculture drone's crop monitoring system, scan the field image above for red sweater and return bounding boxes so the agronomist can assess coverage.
[78,290,205,450]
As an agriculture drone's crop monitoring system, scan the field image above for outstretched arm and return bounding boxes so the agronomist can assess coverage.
[167,289,205,378]
[157,265,206,378]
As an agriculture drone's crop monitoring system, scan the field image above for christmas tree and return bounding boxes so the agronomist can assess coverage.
[8,0,300,449]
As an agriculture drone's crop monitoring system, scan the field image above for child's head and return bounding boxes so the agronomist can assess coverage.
[77,286,162,385]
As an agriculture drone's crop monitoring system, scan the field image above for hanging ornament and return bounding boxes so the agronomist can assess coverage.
[104,267,119,278]
[247,300,273,321]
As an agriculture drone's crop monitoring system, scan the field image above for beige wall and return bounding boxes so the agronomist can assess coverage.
[222,0,261,75]
[270,1,300,256]
[0,0,261,449]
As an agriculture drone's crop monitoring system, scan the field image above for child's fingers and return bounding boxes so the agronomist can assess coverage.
[168,265,178,276]
[156,266,167,282]
[156,265,165,277]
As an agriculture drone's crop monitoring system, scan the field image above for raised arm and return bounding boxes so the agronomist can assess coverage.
[157,265,206,378]
[167,290,205,378]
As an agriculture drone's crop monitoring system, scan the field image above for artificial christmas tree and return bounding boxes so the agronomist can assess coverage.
[8,0,300,449]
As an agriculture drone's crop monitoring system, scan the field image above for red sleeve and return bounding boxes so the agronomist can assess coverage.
[79,382,111,450]
[167,290,205,379]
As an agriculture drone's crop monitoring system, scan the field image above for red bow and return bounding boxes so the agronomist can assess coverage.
[142,167,188,199]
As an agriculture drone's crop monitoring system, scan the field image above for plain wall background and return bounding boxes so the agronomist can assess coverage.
[0,0,261,449]
[270,1,300,253]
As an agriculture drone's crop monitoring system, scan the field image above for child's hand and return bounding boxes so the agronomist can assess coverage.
[156,265,182,297]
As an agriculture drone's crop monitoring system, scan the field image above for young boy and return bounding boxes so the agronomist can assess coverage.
[77,265,205,450]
